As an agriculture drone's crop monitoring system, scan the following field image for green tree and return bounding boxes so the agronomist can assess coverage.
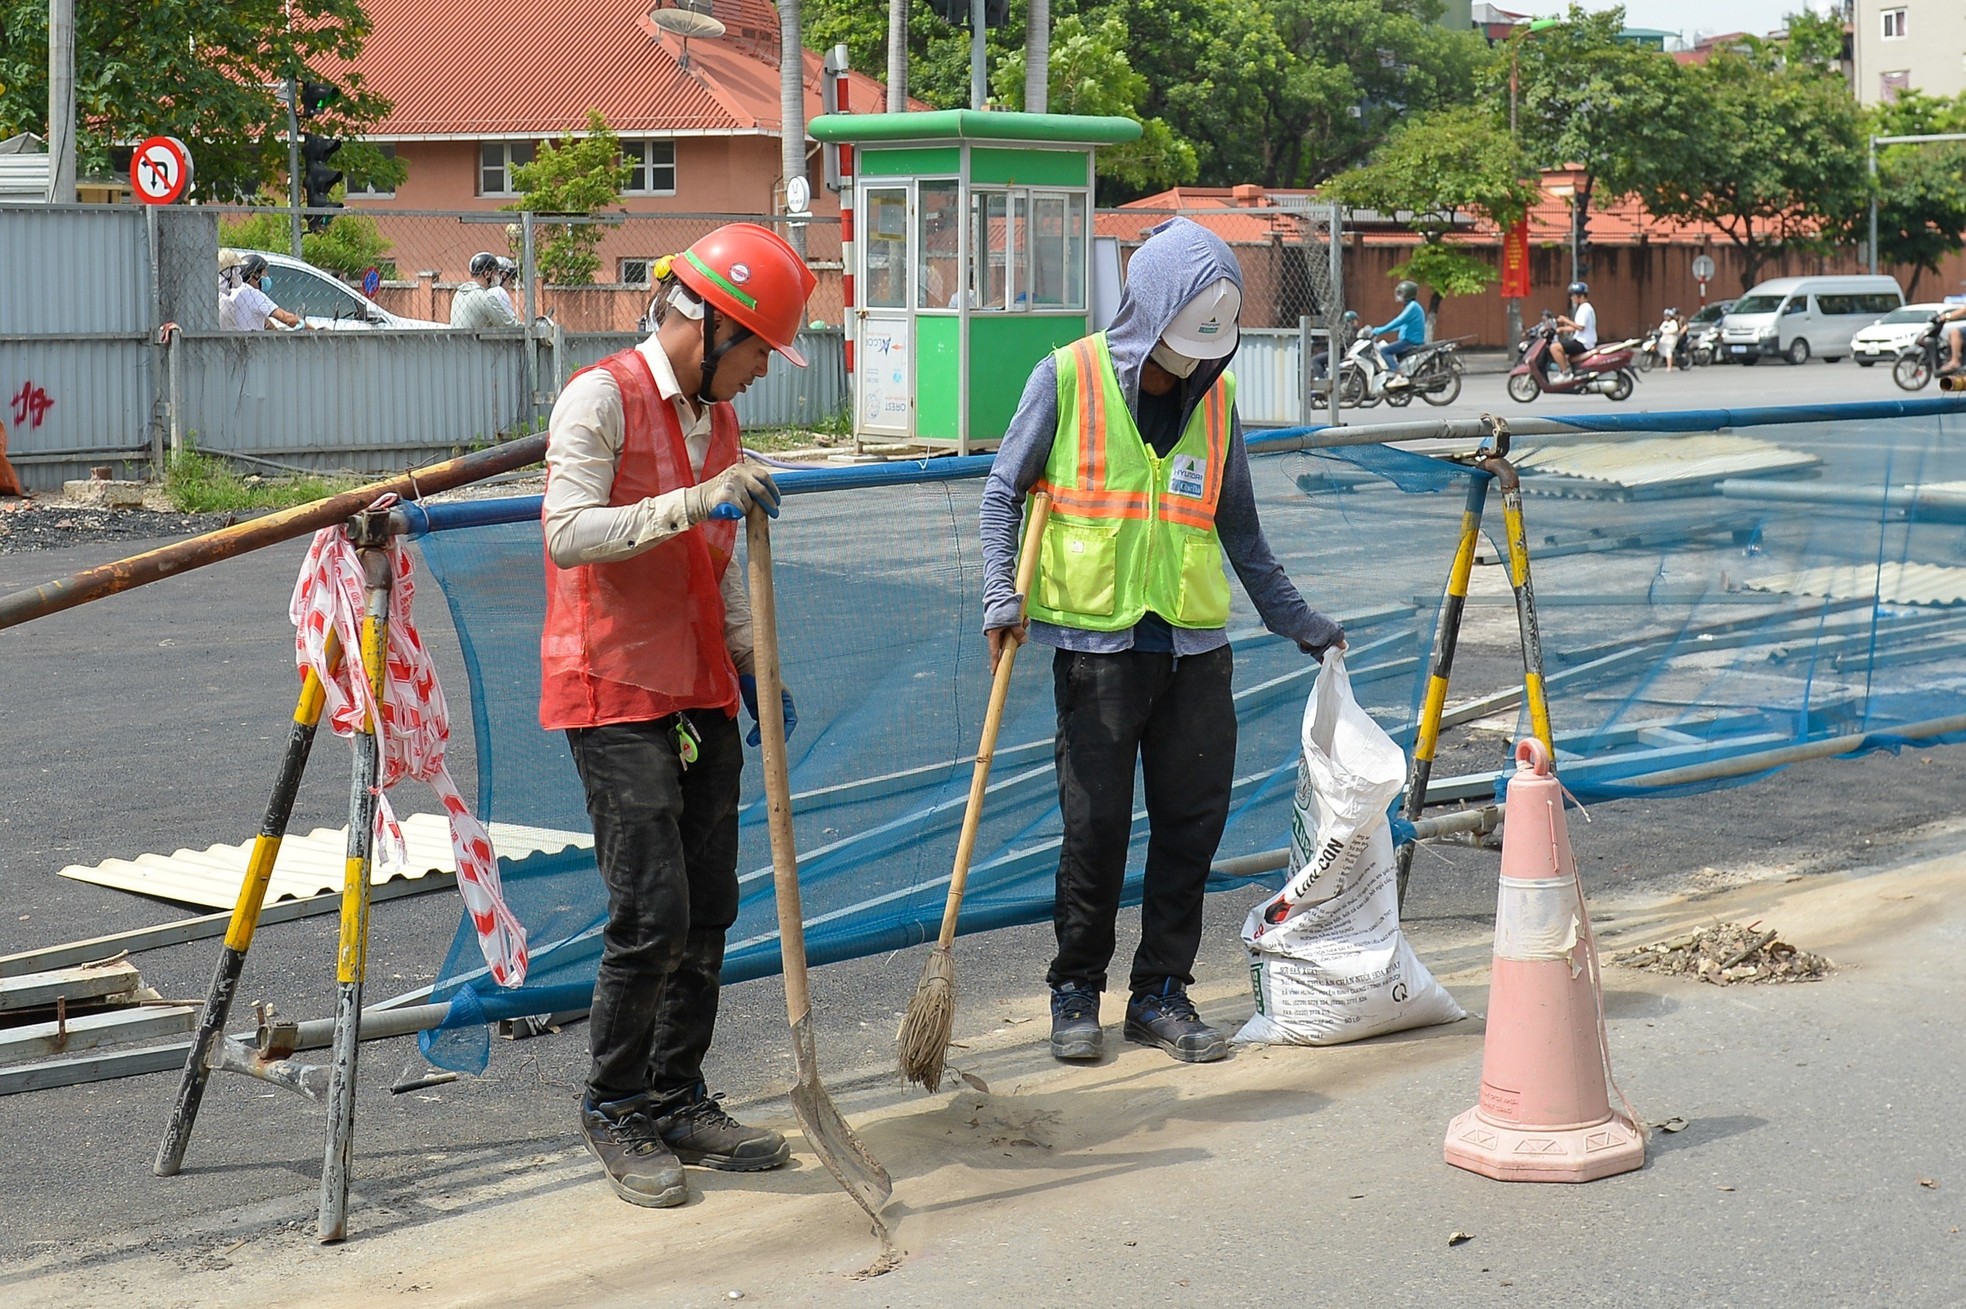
[806,0,1484,188]
[1494,6,1686,279]
[992,13,1197,197]
[1326,105,1537,320]
[1121,0,1486,188]
[221,207,396,279]
[1861,90,1966,296]
[1635,41,1865,292]
[0,0,400,202]
[503,110,632,286]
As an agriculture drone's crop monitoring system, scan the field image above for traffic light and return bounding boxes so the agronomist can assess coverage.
[298,82,341,117]
[295,79,344,232]
[301,133,343,232]
[928,0,1008,25]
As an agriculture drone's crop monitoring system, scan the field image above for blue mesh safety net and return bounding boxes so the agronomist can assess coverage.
[410,400,1966,1069]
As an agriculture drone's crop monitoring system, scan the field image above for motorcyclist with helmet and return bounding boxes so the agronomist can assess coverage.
[1368,280,1427,383]
[451,251,522,329]
[1550,281,1598,381]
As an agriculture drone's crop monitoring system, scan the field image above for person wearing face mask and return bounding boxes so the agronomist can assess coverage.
[541,222,815,1209]
[978,217,1345,1067]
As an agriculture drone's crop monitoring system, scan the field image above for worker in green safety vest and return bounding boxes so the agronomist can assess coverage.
[979,217,1346,1066]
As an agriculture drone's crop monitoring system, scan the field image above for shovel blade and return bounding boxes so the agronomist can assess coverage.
[790,1013,893,1217]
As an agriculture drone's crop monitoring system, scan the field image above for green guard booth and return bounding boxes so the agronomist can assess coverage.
[807,111,1142,454]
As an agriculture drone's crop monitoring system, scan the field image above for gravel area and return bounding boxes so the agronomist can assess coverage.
[0,502,244,554]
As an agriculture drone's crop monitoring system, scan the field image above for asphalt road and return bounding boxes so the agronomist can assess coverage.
[3,366,1965,1281]
[1333,347,1928,424]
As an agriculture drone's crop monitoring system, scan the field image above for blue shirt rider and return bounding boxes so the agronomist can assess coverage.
[1370,280,1426,376]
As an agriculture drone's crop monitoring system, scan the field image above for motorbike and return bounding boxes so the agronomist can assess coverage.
[1335,332,1465,408]
[1637,321,1694,371]
[1892,313,1959,392]
[1506,317,1639,403]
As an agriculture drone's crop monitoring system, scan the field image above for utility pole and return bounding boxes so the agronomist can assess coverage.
[286,78,305,257]
[1025,0,1049,113]
[969,0,986,109]
[46,0,77,203]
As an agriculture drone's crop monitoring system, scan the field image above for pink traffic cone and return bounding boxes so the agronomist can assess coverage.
[1444,738,1644,1183]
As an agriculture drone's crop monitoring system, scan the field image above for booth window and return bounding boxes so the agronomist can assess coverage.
[1026,192,1087,309]
[918,179,962,309]
[970,189,1011,310]
[864,187,911,308]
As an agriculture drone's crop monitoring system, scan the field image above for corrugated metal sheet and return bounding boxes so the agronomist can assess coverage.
[57,814,591,909]
[1516,435,1820,498]
[1743,562,1966,608]
[1232,328,1309,426]
[0,337,153,490]
[0,156,50,200]
[0,204,150,335]
[174,331,531,470]
[558,329,846,429]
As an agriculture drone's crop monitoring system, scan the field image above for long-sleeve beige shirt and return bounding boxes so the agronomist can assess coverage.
[541,337,754,675]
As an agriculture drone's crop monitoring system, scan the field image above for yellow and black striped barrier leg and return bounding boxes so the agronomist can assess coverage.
[1395,470,1491,910]
[1494,466,1556,760]
[317,531,392,1244]
[154,631,340,1178]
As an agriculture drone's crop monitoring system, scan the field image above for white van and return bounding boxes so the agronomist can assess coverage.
[1718,275,1903,365]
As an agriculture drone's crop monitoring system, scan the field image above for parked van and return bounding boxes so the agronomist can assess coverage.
[1718,275,1903,365]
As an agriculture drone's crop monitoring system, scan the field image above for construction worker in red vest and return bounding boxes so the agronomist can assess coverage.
[979,218,1345,1065]
[539,223,815,1208]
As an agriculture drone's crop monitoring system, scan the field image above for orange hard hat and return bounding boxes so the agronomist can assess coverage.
[673,222,818,366]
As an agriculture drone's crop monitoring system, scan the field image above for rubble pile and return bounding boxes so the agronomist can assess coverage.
[1612,921,1833,985]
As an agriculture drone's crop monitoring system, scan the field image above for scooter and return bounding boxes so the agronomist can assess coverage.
[1892,312,1959,392]
[1506,316,1639,403]
[1335,329,1420,408]
[1637,316,1693,371]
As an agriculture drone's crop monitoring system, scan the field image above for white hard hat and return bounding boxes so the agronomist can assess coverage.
[1161,278,1241,359]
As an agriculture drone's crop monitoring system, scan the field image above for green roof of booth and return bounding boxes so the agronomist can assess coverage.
[807,111,1142,145]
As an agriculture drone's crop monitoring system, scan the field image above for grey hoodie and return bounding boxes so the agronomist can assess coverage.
[978,217,1341,657]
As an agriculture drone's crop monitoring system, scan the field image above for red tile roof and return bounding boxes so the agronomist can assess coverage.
[1106,172,1742,247]
[336,0,904,138]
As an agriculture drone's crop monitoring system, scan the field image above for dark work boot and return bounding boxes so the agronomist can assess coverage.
[1049,982,1103,1061]
[580,1096,688,1208]
[652,1085,791,1172]
[1125,980,1228,1064]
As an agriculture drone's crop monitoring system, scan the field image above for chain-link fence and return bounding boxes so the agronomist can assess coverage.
[1096,203,1344,426]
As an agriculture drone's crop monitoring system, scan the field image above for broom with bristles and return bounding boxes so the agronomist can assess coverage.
[897,490,1052,1092]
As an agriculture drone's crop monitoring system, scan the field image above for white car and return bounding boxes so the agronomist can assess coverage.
[224,249,445,330]
[1850,302,1950,367]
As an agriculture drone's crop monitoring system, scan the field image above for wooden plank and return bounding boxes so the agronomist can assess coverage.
[0,959,141,1011]
[0,1005,197,1066]
[0,1041,192,1096]
[0,872,454,978]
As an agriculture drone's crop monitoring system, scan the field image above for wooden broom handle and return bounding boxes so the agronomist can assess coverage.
[935,491,1053,949]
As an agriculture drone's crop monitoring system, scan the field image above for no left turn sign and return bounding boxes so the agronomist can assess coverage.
[131,136,193,205]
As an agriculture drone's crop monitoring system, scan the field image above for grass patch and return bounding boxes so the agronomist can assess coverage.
[165,445,357,514]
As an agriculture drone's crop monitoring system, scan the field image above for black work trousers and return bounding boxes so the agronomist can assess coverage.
[1047,645,1237,994]
[567,712,742,1106]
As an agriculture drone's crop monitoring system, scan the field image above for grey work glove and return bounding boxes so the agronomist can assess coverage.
[684,462,781,524]
[1297,627,1347,662]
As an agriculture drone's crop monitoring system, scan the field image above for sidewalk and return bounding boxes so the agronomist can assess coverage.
[8,849,1962,1308]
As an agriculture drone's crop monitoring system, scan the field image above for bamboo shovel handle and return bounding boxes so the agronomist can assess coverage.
[934,492,1054,949]
[745,507,814,1022]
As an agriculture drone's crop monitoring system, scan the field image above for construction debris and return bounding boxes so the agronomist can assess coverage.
[1612,922,1833,985]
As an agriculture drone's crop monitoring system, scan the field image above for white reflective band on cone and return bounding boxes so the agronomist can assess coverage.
[1493,874,1583,971]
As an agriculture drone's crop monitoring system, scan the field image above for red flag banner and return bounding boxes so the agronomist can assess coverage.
[1500,221,1531,300]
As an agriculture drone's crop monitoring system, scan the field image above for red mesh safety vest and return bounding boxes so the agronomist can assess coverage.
[539,348,742,731]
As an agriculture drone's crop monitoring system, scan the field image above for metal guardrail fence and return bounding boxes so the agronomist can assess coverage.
[0,204,849,491]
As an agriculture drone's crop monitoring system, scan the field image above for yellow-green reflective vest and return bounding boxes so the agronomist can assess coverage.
[1025,333,1234,633]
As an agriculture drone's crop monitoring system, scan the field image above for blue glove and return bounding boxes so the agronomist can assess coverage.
[738,674,798,747]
